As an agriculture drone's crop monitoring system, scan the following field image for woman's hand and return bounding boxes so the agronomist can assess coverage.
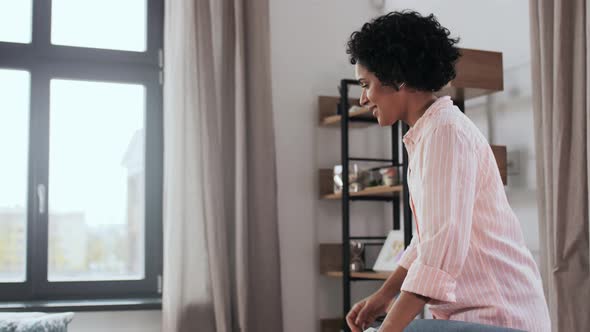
[346,291,393,332]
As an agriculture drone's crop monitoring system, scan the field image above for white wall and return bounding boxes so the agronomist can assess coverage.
[68,311,160,332]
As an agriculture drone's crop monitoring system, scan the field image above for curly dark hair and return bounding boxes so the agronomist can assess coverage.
[346,11,460,92]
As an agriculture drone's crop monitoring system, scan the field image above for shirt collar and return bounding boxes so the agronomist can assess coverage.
[402,96,453,147]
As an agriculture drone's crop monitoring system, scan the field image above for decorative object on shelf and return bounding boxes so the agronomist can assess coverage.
[359,166,400,188]
[333,164,360,193]
[379,166,399,186]
[360,167,382,187]
[373,230,405,272]
[349,241,365,272]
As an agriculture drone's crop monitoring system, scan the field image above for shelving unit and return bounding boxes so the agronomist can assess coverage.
[317,48,505,332]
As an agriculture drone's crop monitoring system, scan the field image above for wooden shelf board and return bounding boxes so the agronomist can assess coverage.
[321,185,403,200]
[318,96,377,128]
[323,270,391,280]
[320,106,375,127]
[437,48,503,100]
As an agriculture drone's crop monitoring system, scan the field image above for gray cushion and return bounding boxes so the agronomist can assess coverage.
[0,312,74,332]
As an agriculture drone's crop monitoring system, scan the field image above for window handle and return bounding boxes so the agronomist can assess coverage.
[37,184,46,215]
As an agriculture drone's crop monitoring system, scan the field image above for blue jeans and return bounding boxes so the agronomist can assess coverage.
[374,319,525,332]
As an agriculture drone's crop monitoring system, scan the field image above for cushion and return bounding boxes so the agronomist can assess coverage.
[0,312,74,332]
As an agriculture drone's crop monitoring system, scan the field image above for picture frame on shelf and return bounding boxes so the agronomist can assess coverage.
[373,230,405,272]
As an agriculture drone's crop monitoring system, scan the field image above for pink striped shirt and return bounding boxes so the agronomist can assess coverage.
[397,96,550,331]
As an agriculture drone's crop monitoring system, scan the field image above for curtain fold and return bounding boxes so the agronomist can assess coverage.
[162,1,283,331]
[529,0,590,331]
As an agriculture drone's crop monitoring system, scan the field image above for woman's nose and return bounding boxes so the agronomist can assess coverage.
[360,89,369,106]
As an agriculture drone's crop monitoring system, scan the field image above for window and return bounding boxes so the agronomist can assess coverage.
[0,0,163,302]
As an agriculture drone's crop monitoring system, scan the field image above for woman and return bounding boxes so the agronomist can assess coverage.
[344,11,550,332]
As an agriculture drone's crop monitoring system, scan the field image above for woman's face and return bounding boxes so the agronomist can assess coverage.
[355,63,406,126]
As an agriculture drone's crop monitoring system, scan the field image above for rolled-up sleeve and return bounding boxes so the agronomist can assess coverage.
[400,124,479,303]
[397,235,418,270]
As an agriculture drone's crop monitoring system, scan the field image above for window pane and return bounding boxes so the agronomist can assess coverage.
[0,69,30,283]
[48,79,145,281]
[0,0,33,43]
[51,0,147,52]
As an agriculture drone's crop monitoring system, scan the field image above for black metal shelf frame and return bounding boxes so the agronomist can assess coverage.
[349,157,402,164]
[350,196,396,202]
[338,79,413,332]
[349,236,387,240]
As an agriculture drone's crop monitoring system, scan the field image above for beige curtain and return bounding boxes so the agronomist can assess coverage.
[529,0,590,331]
[161,1,283,331]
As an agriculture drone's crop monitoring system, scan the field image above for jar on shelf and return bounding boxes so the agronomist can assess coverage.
[333,164,361,193]
[349,241,365,272]
[379,166,400,186]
